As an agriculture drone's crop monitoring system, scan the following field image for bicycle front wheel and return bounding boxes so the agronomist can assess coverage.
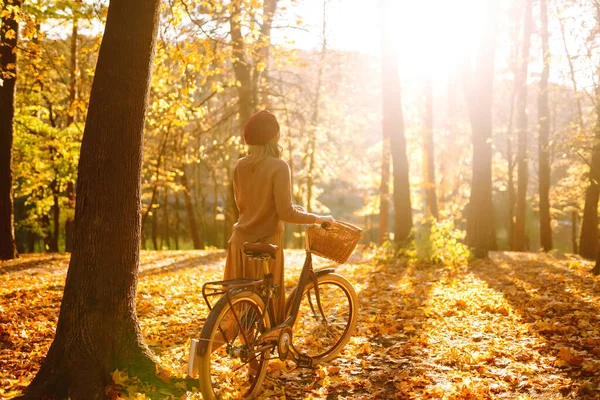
[198,290,271,400]
[286,273,358,364]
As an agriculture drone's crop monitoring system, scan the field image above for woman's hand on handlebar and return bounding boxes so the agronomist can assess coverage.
[317,215,335,227]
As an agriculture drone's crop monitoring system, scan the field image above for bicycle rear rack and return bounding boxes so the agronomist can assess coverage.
[202,278,261,311]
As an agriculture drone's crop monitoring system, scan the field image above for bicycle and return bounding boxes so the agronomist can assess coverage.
[188,221,362,399]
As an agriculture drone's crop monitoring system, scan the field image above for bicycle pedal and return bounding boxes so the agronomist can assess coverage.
[295,354,313,368]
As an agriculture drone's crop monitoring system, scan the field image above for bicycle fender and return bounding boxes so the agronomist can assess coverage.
[313,268,335,276]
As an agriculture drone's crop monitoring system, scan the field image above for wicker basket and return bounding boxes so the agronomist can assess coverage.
[305,221,363,263]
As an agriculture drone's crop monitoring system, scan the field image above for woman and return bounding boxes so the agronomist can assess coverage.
[225,110,335,324]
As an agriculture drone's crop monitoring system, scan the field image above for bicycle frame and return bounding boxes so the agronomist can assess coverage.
[199,249,335,366]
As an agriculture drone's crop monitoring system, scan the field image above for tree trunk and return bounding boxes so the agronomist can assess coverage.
[506,18,518,249]
[0,0,21,260]
[439,69,458,215]
[141,182,159,250]
[65,182,75,252]
[181,172,203,249]
[254,0,278,108]
[464,4,497,258]
[378,140,391,245]
[423,77,438,219]
[507,122,516,249]
[162,186,170,249]
[306,0,328,213]
[65,17,78,252]
[556,1,585,133]
[152,201,159,250]
[230,0,253,125]
[538,0,553,252]
[174,190,180,250]
[572,210,579,254]
[49,179,60,252]
[28,231,36,253]
[22,0,161,397]
[513,0,533,251]
[381,0,412,244]
[579,95,600,259]
[67,17,79,125]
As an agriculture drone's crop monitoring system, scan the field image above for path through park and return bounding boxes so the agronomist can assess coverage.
[1,250,599,399]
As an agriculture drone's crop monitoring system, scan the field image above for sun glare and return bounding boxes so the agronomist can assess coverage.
[389,0,489,76]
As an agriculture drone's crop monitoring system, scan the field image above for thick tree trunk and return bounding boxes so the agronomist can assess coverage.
[22,0,161,398]
[423,77,438,219]
[381,0,412,244]
[513,0,533,251]
[0,0,21,260]
[464,5,497,258]
[181,172,203,249]
[538,0,553,252]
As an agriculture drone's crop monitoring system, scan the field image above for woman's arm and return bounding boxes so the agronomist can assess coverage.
[273,161,329,224]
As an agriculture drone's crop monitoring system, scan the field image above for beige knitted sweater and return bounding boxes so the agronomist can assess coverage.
[229,155,318,246]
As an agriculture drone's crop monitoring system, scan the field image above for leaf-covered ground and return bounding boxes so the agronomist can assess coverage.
[1,250,600,399]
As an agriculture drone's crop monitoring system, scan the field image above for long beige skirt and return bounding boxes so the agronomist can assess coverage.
[224,233,285,324]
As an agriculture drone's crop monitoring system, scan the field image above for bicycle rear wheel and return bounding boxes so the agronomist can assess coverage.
[198,290,271,400]
[286,273,358,363]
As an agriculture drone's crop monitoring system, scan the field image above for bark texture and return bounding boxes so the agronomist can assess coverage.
[0,0,21,260]
[22,0,161,398]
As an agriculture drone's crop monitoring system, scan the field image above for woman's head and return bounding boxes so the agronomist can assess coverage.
[244,111,282,164]
[244,110,280,146]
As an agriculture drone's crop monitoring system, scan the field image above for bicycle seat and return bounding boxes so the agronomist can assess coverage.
[243,242,278,259]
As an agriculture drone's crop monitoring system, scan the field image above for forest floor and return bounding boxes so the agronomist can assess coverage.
[1,249,600,399]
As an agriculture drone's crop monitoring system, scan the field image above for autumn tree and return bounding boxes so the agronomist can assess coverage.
[65,3,81,252]
[579,2,600,259]
[423,77,438,219]
[21,0,162,397]
[306,0,328,213]
[464,4,497,258]
[380,0,412,245]
[538,0,552,252]
[513,0,533,251]
[579,95,600,259]
[0,0,22,260]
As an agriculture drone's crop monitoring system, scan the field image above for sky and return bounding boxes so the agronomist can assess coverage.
[278,0,598,91]
[274,0,492,81]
